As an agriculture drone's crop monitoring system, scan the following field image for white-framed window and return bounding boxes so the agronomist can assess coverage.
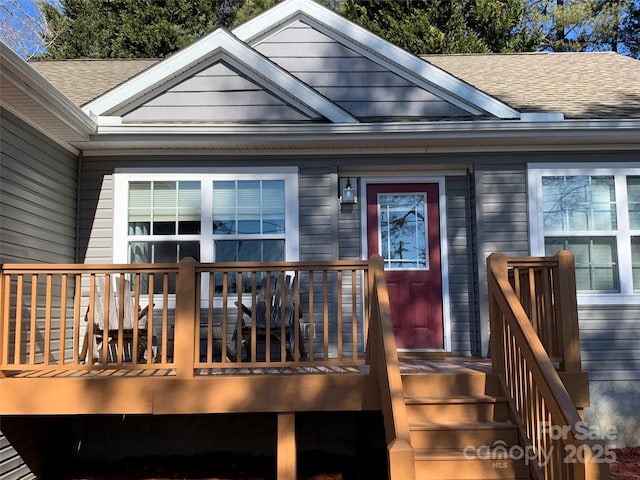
[113,168,299,292]
[528,164,640,303]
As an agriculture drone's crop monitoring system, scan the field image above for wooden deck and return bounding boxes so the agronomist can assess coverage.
[0,253,608,479]
[0,357,494,415]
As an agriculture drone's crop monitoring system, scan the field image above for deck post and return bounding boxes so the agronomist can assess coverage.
[556,250,582,372]
[487,253,507,374]
[175,257,197,378]
[387,439,416,480]
[277,412,296,480]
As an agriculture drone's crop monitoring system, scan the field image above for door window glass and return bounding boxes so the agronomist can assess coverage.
[378,193,428,269]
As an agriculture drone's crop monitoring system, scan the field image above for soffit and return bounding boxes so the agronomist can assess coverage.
[1,43,95,146]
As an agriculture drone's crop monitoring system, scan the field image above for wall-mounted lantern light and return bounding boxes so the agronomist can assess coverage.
[339,177,357,204]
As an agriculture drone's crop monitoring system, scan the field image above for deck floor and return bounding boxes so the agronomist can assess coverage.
[5,357,492,378]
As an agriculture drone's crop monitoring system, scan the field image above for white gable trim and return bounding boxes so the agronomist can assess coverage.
[91,53,321,123]
[234,0,521,119]
[83,29,358,124]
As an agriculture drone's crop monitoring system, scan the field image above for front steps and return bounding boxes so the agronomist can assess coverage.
[401,359,530,480]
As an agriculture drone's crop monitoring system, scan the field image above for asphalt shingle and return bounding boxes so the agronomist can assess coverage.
[29,58,158,107]
[423,52,640,119]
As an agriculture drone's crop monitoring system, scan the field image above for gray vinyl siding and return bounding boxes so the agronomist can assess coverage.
[0,109,78,480]
[0,108,78,264]
[77,164,114,263]
[299,167,337,261]
[253,20,469,120]
[122,61,313,123]
[579,305,640,381]
[474,162,530,258]
[446,176,476,356]
[299,167,359,357]
[473,159,530,357]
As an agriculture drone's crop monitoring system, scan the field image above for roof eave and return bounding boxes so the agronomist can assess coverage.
[0,43,97,141]
[92,118,640,134]
[78,118,640,152]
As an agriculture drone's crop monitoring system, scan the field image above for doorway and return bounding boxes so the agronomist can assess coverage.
[366,183,444,349]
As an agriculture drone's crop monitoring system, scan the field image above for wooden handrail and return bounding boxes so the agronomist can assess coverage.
[366,255,415,480]
[487,252,610,480]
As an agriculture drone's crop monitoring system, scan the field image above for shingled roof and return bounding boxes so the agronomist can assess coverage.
[423,52,640,119]
[29,51,640,120]
[29,58,158,107]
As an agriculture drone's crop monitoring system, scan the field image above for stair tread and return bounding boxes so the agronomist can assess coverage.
[410,420,516,430]
[401,370,489,376]
[405,394,506,404]
[414,448,523,460]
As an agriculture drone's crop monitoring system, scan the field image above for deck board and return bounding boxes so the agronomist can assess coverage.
[4,357,491,378]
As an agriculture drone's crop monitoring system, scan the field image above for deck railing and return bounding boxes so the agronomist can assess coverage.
[504,251,582,373]
[0,258,373,377]
[487,251,610,480]
[1,257,412,478]
[0,262,178,373]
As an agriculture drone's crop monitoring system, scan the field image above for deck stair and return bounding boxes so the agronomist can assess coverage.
[401,359,530,480]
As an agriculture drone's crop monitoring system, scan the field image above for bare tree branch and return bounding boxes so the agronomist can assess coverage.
[0,0,61,58]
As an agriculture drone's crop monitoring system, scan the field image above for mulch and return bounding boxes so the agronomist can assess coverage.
[611,447,640,480]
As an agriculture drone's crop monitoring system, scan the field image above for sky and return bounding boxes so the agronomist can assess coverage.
[0,0,59,58]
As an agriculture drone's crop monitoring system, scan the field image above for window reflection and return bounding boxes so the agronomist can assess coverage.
[378,193,428,269]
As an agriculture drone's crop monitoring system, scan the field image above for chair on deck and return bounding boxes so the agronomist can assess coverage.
[80,276,151,364]
[235,274,306,362]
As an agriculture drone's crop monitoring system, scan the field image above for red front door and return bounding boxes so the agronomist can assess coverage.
[367,183,444,349]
